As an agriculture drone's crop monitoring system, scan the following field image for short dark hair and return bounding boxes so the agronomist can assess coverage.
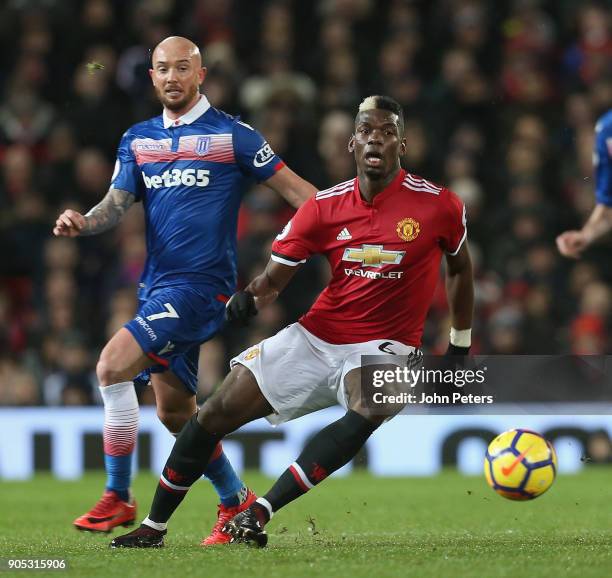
[356,95,404,133]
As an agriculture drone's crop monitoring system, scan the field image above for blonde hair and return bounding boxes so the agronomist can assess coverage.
[356,95,404,131]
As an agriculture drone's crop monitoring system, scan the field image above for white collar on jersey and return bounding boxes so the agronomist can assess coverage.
[162,94,211,129]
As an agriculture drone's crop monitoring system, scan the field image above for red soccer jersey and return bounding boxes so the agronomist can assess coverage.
[271,169,466,346]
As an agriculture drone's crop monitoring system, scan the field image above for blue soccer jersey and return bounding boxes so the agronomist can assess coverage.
[594,109,612,207]
[111,94,284,299]
[111,95,284,391]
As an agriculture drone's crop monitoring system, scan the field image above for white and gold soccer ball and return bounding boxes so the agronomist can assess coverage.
[484,429,557,500]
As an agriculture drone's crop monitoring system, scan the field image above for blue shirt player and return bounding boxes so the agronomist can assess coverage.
[557,109,612,258]
[53,36,316,542]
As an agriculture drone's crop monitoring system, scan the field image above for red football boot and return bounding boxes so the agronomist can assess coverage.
[200,489,257,546]
[73,490,137,533]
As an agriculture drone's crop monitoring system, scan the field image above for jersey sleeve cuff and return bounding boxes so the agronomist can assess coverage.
[446,228,467,256]
[271,251,306,266]
[257,160,286,183]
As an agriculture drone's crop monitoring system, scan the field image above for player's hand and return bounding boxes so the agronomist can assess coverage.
[225,291,258,326]
[556,230,588,259]
[53,209,86,237]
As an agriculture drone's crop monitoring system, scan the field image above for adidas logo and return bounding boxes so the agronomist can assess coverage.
[337,227,352,240]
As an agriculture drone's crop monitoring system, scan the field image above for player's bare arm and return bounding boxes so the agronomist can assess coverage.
[81,188,135,235]
[264,166,317,208]
[246,260,299,307]
[53,188,135,238]
[445,243,474,350]
[556,203,612,259]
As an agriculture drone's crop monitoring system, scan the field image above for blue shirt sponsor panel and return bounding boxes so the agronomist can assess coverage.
[110,95,283,300]
[594,110,612,207]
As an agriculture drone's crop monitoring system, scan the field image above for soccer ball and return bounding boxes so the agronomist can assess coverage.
[484,429,557,500]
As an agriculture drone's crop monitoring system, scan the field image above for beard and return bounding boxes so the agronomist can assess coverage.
[155,83,199,112]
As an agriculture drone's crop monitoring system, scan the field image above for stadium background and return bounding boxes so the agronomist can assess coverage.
[0,0,610,417]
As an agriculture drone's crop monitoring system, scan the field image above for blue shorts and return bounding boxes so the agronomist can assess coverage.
[125,285,227,394]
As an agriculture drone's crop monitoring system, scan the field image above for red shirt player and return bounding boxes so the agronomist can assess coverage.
[110,95,474,550]
[271,167,466,347]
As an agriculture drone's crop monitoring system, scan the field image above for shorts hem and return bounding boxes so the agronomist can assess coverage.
[124,322,152,356]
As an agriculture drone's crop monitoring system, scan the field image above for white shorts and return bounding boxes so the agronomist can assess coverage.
[230,323,417,425]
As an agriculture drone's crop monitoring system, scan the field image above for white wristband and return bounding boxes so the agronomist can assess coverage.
[450,328,471,347]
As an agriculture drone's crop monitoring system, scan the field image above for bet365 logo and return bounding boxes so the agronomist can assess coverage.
[141,168,210,189]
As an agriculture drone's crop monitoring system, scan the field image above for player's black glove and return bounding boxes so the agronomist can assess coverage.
[225,291,257,326]
[446,343,471,356]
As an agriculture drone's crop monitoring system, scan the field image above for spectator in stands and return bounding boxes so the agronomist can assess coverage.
[1,0,612,404]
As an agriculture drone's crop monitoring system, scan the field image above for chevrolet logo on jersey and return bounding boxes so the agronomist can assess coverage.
[342,244,405,268]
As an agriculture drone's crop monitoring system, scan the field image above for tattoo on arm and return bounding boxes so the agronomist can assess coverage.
[81,188,135,235]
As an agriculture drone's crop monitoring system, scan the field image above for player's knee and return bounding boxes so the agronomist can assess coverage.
[157,407,190,433]
[96,358,124,387]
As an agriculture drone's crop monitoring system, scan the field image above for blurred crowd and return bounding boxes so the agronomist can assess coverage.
[1,0,612,406]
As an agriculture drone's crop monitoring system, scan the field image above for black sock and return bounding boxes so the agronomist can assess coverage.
[149,415,221,524]
[262,410,377,515]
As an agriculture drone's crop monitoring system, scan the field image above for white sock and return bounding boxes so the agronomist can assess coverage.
[256,497,274,519]
[100,382,139,458]
[142,517,167,532]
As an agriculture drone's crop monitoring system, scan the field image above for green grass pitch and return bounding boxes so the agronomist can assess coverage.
[1,470,612,578]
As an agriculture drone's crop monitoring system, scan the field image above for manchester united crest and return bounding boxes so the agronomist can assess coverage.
[244,346,260,361]
[396,217,420,242]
